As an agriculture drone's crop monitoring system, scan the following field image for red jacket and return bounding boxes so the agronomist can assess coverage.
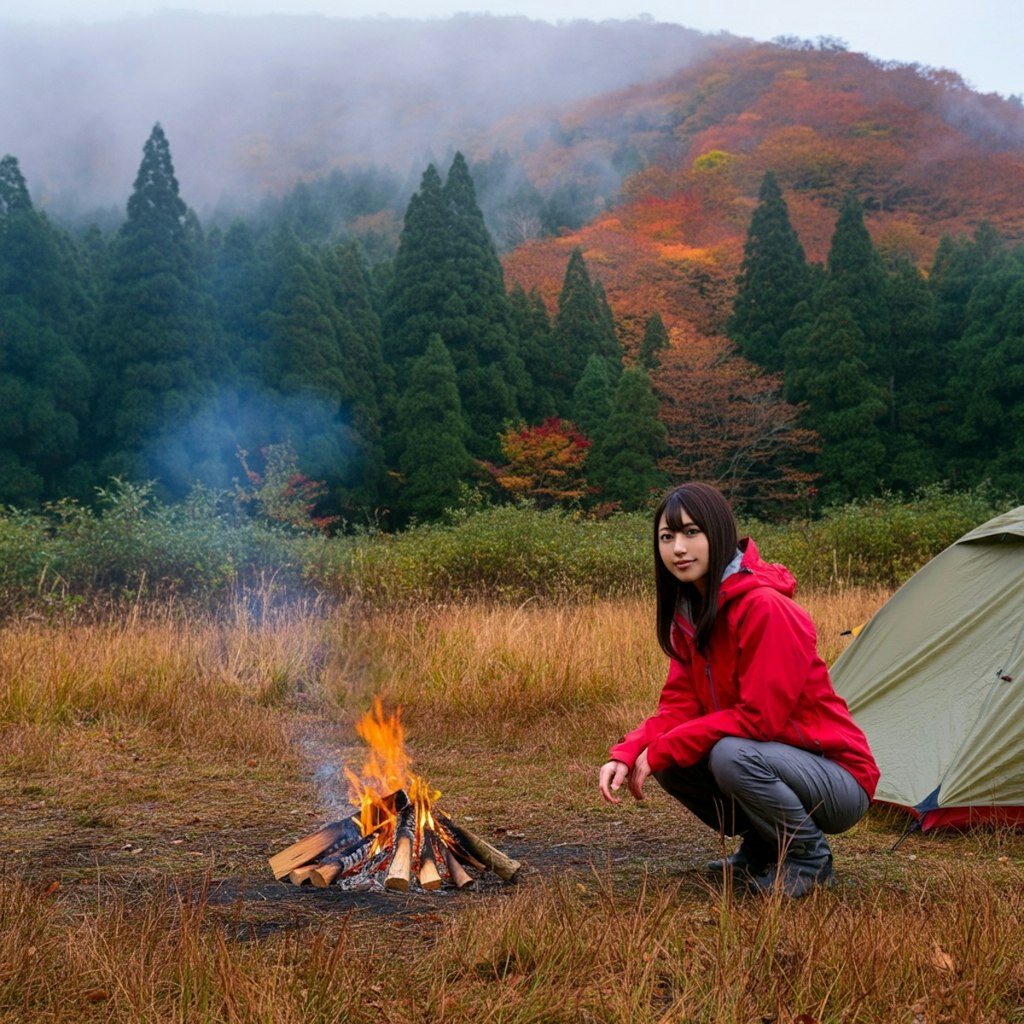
[610,538,879,799]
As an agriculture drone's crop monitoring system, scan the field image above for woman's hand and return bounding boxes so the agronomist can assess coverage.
[598,760,629,804]
[628,748,652,801]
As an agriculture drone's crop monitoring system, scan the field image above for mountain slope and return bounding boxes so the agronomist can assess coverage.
[501,41,1024,352]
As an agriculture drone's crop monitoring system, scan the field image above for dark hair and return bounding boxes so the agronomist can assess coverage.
[653,482,739,658]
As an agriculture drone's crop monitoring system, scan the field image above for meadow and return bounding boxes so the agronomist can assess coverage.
[3,579,1023,1023]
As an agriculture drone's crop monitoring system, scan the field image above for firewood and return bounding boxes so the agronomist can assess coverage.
[310,833,376,888]
[269,790,409,882]
[443,846,475,889]
[435,812,522,882]
[268,810,361,880]
[417,832,442,890]
[384,805,416,892]
[287,865,318,885]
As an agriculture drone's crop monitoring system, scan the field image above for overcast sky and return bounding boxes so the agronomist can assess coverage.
[4,0,1021,99]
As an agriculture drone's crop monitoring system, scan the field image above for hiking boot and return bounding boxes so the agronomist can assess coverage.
[706,836,775,879]
[749,851,835,898]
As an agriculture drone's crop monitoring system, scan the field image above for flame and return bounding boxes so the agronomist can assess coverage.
[344,697,441,856]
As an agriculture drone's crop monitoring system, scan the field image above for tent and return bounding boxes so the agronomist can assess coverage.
[829,505,1024,830]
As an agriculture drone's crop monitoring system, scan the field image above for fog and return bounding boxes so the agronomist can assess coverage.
[0,12,735,221]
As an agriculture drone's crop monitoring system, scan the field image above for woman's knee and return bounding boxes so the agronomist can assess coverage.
[707,736,761,792]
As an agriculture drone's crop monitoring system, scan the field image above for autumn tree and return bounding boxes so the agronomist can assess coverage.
[655,340,819,515]
[490,418,591,509]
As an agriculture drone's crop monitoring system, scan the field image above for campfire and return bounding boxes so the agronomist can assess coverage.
[269,699,521,892]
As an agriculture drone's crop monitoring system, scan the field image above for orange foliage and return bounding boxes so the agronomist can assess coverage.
[487,418,592,508]
[653,338,819,511]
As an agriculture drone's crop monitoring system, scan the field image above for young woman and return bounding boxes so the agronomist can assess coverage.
[598,482,879,897]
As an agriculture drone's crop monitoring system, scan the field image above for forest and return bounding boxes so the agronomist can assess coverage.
[2,29,1024,529]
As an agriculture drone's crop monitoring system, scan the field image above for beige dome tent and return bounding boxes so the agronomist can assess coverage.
[830,504,1024,830]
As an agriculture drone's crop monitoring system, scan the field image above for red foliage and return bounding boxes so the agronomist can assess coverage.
[487,418,593,508]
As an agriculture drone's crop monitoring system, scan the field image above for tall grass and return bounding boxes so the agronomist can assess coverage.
[2,861,1022,1022]
[4,588,1023,1022]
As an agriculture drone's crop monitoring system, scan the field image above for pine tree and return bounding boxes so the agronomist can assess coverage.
[638,312,670,370]
[550,247,622,409]
[728,171,808,372]
[509,284,555,420]
[89,124,218,494]
[571,354,615,442]
[0,155,92,504]
[394,335,473,523]
[384,155,525,460]
[945,244,1024,493]
[587,368,667,511]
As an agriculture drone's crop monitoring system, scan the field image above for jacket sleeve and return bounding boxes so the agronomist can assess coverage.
[644,590,816,772]
[609,650,704,768]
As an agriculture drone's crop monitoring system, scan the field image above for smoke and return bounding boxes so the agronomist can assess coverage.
[0,12,727,220]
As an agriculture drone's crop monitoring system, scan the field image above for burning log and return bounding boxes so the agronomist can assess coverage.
[310,832,379,888]
[384,805,416,892]
[443,846,475,889]
[435,811,522,882]
[267,699,522,894]
[417,832,443,890]
[268,811,361,881]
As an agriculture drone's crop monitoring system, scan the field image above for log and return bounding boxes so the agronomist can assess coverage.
[268,810,360,881]
[385,805,416,892]
[310,833,376,888]
[287,865,318,885]
[443,846,475,889]
[435,812,522,882]
[268,789,408,882]
[417,833,442,890]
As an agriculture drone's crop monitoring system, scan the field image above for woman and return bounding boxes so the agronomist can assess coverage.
[598,483,879,897]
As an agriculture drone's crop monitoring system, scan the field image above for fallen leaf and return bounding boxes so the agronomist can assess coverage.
[931,941,956,972]
[41,880,60,896]
[83,988,108,1003]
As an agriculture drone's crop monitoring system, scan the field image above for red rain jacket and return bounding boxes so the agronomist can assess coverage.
[610,538,879,799]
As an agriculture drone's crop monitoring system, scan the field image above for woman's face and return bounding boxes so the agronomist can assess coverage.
[658,509,710,594]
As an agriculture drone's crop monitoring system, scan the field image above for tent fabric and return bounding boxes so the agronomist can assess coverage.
[829,505,1024,830]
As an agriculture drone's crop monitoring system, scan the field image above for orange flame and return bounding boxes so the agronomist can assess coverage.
[344,698,441,855]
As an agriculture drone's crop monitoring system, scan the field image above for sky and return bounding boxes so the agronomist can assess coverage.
[4,0,1021,101]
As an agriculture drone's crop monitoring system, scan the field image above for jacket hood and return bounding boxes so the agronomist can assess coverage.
[718,537,797,606]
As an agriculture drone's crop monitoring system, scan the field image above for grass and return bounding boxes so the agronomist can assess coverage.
[2,588,1023,1022]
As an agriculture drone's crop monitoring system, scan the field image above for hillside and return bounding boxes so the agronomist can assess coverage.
[0,12,740,219]
[501,41,1024,352]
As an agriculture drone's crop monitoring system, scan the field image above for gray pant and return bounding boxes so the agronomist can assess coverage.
[654,736,870,858]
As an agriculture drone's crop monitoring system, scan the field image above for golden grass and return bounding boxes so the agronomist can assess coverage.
[3,586,1024,1023]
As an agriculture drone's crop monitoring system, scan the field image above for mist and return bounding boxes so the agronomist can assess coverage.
[0,12,739,223]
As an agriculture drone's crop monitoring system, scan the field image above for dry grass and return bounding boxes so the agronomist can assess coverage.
[2,587,1024,1023]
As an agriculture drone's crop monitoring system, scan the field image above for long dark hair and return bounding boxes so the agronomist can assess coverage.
[654,483,739,658]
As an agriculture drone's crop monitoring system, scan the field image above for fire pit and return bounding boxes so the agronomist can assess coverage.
[269,699,521,893]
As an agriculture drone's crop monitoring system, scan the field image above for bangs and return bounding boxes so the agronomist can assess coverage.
[660,492,697,532]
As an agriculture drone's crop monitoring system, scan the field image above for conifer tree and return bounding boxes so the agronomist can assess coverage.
[946,244,1024,493]
[728,171,808,371]
[0,155,93,503]
[384,155,525,460]
[550,247,622,409]
[638,312,670,370]
[509,284,555,420]
[586,367,667,511]
[89,124,217,493]
[394,335,473,523]
[571,354,615,442]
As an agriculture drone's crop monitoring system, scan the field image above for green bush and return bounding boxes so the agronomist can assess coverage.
[0,485,1013,616]
[311,504,651,604]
